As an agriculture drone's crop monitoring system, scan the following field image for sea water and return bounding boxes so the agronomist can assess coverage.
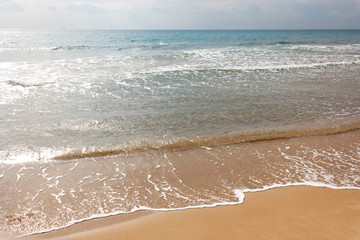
[0,30,360,237]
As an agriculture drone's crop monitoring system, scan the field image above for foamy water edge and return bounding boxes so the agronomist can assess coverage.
[20,182,360,238]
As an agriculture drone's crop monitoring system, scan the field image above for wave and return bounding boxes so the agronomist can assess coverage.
[137,60,360,76]
[51,45,92,51]
[238,41,307,47]
[236,40,345,47]
[50,45,145,51]
[51,43,167,51]
[49,41,319,52]
[53,122,360,160]
[7,80,52,88]
[237,41,360,48]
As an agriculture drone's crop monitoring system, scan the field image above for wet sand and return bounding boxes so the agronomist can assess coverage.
[2,129,359,239]
[2,129,360,238]
[25,186,360,240]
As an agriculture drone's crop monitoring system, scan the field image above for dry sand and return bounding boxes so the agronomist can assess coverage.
[25,186,360,240]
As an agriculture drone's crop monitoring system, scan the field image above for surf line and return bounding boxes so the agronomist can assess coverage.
[54,122,360,161]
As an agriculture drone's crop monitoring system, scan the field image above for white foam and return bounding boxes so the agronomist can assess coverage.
[200,146,212,150]
[136,59,359,76]
[19,181,360,238]
[147,174,160,191]
[32,189,44,201]
[241,181,360,194]
[234,189,245,202]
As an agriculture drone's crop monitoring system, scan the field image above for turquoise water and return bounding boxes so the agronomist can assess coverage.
[0,30,360,162]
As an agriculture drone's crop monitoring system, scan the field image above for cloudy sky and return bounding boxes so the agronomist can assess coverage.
[0,0,360,29]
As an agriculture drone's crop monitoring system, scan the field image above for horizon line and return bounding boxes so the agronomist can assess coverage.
[1,28,360,31]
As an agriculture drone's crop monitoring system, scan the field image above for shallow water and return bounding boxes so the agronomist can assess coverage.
[1,30,360,162]
[1,129,360,237]
[0,30,360,237]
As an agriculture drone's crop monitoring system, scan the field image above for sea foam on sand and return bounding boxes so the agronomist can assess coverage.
[24,186,360,240]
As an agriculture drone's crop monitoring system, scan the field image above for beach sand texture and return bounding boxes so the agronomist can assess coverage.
[25,186,360,240]
[2,129,359,239]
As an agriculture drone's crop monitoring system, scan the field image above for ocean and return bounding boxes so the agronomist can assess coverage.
[1,30,360,237]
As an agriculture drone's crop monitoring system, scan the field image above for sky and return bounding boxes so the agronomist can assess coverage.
[0,0,360,29]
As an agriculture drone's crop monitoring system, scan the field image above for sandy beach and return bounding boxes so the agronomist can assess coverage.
[22,186,360,240]
[2,129,359,239]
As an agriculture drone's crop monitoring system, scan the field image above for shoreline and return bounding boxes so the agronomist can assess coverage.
[22,186,360,240]
[4,128,360,239]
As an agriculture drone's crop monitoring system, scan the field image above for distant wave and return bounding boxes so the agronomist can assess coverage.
[7,80,51,88]
[51,45,92,51]
[237,41,360,47]
[237,41,317,47]
[51,44,167,51]
[51,45,143,51]
[53,122,360,160]
[138,60,360,76]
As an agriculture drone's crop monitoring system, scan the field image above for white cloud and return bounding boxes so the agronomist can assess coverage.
[0,0,22,11]
[0,0,359,29]
[67,3,104,12]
